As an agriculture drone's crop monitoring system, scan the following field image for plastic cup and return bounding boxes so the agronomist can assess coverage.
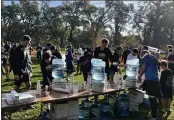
[66,83,71,92]
[73,85,79,95]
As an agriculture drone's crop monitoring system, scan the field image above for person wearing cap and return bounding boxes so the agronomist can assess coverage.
[94,38,112,80]
[50,45,62,59]
[40,51,57,89]
[12,35,32,92]
[127,48,139,60]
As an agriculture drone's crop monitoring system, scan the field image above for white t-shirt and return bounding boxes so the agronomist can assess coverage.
[77,48,82,60]
[127,53,138,60]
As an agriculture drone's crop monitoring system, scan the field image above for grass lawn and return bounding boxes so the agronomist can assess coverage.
[1,56,174,120]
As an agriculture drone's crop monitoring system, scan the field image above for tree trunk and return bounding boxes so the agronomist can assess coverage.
[69,26,74,43]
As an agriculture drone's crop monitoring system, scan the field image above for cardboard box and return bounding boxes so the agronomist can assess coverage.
[52,102,68,119]
[67,115,79,120]
[68,100,79,117]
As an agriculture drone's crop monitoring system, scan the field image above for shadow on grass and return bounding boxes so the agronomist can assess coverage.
[31,75,42,78]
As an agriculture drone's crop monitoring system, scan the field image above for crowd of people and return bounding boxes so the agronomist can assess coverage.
[1,35,174,120]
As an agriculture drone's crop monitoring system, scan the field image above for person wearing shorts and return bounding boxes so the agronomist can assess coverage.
[160,61,173,112]
[139,50,161,120]
[65,46,74,77]
[76,44,82,75]
[1,55,10,81]
[12,35,32,92]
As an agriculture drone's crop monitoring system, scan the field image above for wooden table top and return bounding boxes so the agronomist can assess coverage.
[1,87,135,109]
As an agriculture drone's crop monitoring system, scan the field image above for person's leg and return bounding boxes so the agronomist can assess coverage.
[22,73,31,91]
[149,97,158,119]
[83,72,88,82]
[25,82,31,90]
[3,65,10,80]
[76,62,79,74]
[166,98,172,112]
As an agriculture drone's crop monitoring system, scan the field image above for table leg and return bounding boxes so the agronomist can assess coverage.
[38,103,46,118]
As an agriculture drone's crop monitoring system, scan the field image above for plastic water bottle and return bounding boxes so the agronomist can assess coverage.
[52,59,65,80]
[36,81,41,95]
[126,59,139,78]
[87,75,91,93]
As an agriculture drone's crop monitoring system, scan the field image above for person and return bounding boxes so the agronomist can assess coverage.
[4,41,11,53]
[79,48,93,82]
[143,45,148,51]
[110,46,123,82]
[160,61,173,113]
[76,44,82,75]
[121,46,131,65]
[41,51,57,89]
[83,45,88,56]
[50,45,62,59]
[9,43,18,73]
[65,45,74,77]
[2,48,10,81]
[138,50,161,120]
[127,48,139,60]
[154,50,160,60]
[94,38,112,80]
[11,35,32,92]
[36,44,43,63]
[167,48,174,91]
[43,42,52,53]
[66,42,74,54]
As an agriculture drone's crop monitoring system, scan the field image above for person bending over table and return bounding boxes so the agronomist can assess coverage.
[138,50,161,120]
[41,51,57,90]
[79,48,93,82]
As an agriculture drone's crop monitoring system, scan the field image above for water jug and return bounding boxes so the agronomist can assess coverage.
[126,59,139,78]
[91,59,105,84]
[117,94,129,117]
[52,59,65,80]
[79,101,90,119]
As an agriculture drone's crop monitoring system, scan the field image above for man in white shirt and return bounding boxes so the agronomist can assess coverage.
[127,48,139,60]
[76,44,82,75]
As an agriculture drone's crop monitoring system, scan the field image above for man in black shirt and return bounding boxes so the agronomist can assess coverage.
[110,46,123,82]
[94,39,112,80]
[50,45,62,59]
[121,46,131,65]
[12,35,32,92]
[160,61,173,112]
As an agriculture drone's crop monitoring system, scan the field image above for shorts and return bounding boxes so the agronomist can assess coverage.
[2,58,7,66]
[14,73,30,86]
[162,88,173,100]
[77,60,80,65]
[143,80,161,99]
[67,63,73,74]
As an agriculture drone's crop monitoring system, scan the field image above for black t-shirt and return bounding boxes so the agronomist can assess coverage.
[160,69,173,98]
[94,47,112,68]
[79,56,91,72]
[110,51,120,71]
[53,51,62,59]
[122,49,131,64]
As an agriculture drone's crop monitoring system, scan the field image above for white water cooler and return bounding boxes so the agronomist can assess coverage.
[125,59,139,88]
[91,59,106,93]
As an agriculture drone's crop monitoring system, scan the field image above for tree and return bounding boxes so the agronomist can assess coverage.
[106,1,134,45]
